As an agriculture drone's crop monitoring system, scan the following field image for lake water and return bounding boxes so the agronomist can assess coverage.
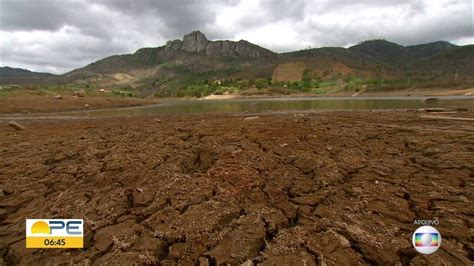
[79,96,473,117]
[2,96,473,119]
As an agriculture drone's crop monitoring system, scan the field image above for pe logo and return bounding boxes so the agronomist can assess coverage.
[26,219,83,248]
[412,226,441,254]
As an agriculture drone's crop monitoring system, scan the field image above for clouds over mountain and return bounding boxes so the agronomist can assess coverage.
[1,0,472,73]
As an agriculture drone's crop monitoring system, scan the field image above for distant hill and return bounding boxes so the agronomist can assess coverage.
[0,66,54,78]
[349,40,410,66]
[409,45,474,85]
[0,66,55,85]
[1,32,472,95]
[280,47,393,81]
[348,40,459,66]
[406,41,458,59]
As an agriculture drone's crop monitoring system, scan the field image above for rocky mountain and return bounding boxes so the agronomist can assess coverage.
[60,31,277,82]
[166,31,276,59]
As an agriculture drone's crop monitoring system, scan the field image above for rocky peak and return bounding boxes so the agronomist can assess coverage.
[164,31,276,59]
[205,40,274,59]
[182,31,209,52]
[165,39,183,52]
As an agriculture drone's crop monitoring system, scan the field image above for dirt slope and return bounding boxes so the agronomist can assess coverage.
[272,62,306,82]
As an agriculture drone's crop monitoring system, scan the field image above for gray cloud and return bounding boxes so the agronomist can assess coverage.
[1,0,472,74]
[96,0,231,38]
[2,1,73,31]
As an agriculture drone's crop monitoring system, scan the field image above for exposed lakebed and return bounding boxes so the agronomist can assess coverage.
[1,111,473,264]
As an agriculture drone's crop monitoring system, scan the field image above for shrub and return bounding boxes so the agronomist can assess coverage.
[302,69,312,83]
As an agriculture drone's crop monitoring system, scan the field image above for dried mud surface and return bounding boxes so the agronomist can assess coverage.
[0,111,473,265]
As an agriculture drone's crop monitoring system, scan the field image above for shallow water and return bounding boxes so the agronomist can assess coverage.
[2,96,474,119]
[79,96,474,117]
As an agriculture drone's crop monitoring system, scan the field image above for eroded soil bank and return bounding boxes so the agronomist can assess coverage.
[0,95,157,114]
[0,111,473,265]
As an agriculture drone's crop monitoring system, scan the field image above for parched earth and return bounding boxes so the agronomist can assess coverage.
[0,111,473,265]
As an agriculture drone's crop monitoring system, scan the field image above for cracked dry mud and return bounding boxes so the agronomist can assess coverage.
[0,111,473,265]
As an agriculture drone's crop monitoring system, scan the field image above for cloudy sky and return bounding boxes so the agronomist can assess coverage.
[1,0,473,74]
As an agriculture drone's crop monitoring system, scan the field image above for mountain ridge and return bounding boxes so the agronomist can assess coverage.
[348,39,459,66]
[1,31,472,95]
[2,34,465,76]
[0,66,55,77]
[0,66,55,85]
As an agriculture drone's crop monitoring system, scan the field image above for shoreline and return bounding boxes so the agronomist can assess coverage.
[0,86,472,115]
[198,87,474,100]
[0,97,472,121]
